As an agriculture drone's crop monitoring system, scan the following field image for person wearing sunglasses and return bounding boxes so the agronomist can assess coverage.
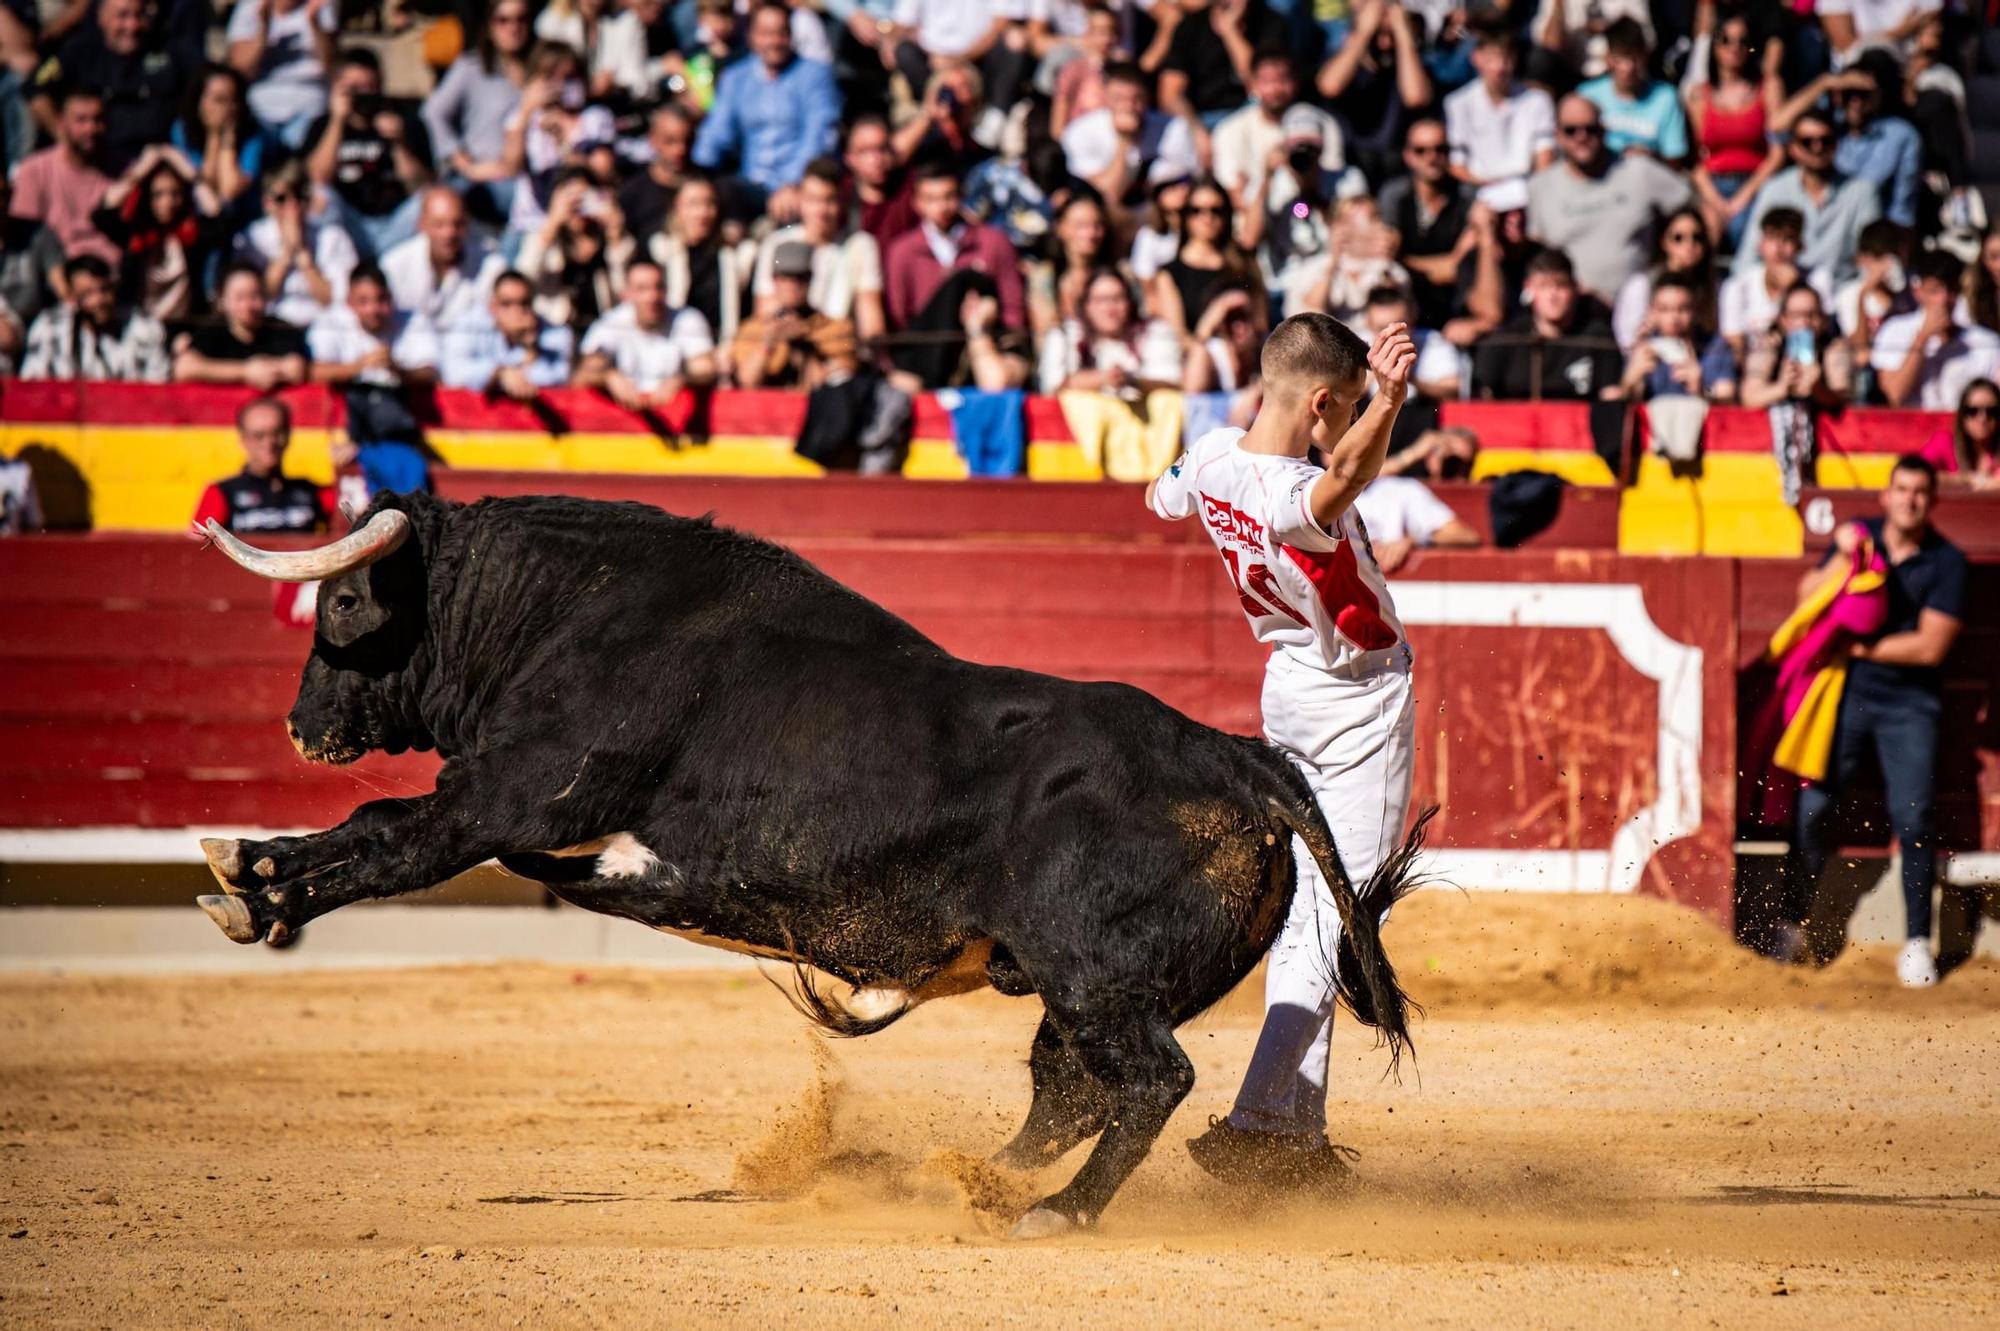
[232,159,359,331]
[1737,110,1879,288]
[1774,52,1919,230]
[1612,203,1718,353]
[1921,379,2000,490]
[1525,95,1693,308]
[1377,118,1471,333]
[1682,9,1784,252]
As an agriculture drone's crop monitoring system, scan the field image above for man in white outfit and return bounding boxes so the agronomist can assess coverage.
[1147,310,1419,1188]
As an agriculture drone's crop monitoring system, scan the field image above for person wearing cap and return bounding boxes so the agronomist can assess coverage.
[1211,47,1345,213]
[732,238,860,388]
[1058,61,1199,235]
[750,156,886,348]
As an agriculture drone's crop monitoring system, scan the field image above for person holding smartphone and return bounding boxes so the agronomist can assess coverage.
[1740,282,1853,412]
[1615,271,1736,401]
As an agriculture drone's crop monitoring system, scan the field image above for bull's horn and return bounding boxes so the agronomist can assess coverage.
[201,510,412,583]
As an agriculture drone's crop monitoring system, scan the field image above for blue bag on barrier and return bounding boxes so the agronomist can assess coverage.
[939,388,1027,478]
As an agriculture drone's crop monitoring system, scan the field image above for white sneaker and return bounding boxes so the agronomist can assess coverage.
[1896,939,1938,988]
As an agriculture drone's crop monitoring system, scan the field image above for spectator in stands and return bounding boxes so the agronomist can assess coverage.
[27,0,185,173]
[1025,194,1117,342]
[618,104,696,243]
[1360,282,1461,404]
[1740,282,1854,411]
[1684,6,1783,250]
[752,157,887,348]
[1296,195,1408,334]
[20,253,170,381]
[1377,118,1471,334]
[1740,110,1880,287]
[1060,61,1198,236]
[1900,13,1972,232]
[1037,266,1181,397]
[883,0,1030,129]
[692,3,842,222]
[517,168,634,336]
[1472,247,1621,401]
[647,174,753,363]
[1923,379,1999,489]
[1155,0,1279,151]
[844,115,917,250]
[439,268,575,397]
[192,396,328,535]
[497,41,620,237]
[535,0,653,103]
[1128,174,1190,285]
[1313,1,1430,187]
[1615,272,1738,402]
[1613,206,1717,353]
[1815,0,1938,66]
[1351,468,1482,573]
[1577,18,1688,163]
[1832,218,1912,345]
[1776,454,1966,988]
[224,0,337,150]
[1719,208,1833,359]
[171,261,310,389]
[1963,226,2000,339]
[1527,95,1693,307]
[9,88,117,266]
[89,143,229,325]
[1050,2,1118,132]
[882,160,1026,389]
[1871,251,2000,412]
[380,187,506,330]
[1212,47,1343,210]
[307,49,435,262]
[0,293,20,375]
[1237,110,1364,319]
[1380,423,1480,482]
[0,174,64,334]
[732,239,860,389]
[233,160,357,332]
[306,263,439,389]
[1181,286,1265,404]
[1532,0,1651,82]
[423,0,532,216]
[1150,177,1262,341]
[172,65,265,210]
[889,56,992,182]
[1443,16,1554,213]
[1779,55,1920,232]
[575,257,717,410]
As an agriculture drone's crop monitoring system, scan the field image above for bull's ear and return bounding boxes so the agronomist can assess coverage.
[316,580,392,648]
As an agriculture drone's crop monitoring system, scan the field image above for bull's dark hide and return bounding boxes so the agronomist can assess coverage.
[197,490,1418,1234]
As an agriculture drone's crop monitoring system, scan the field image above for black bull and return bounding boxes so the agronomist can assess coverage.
[193,491,1422,1235]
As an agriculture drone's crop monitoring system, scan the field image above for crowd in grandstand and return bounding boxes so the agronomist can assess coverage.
[1,0,1998,488]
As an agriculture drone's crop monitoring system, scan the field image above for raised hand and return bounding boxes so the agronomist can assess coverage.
[1368,320,1417,402]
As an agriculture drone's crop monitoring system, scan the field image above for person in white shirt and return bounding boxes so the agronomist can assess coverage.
[1818,0,1940,63]
[1147,311,1422,1193]
[379,187,506,330]
[1442,16,1555,213]
[305,264,440,389]
[1209,49,1345,210]
[1360,285,1462,404]
[232,163,359,330]
[574,259,717,410]
[1871,250,2000,412]
[1037,267,1183,395]
[439,269,576,397]
[1716,207,1836,357]
[225,0,339,148]
[1060,62,1198,230]
[750,158,886,345]
[1352,475,1481,573]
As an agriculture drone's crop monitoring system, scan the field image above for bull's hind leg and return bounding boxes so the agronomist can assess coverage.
[1011,998,1194,1238]
[995,1016,1111,1169]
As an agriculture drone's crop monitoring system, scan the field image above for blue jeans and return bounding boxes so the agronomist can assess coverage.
[1712,172,1757,253]
[1783,675,1942,942]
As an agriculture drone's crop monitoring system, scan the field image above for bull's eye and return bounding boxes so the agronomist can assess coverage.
[332,593,360,614]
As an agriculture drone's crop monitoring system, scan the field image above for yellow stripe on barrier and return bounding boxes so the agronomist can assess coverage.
[1620,453,1804,556]
[1471,449,1618,487]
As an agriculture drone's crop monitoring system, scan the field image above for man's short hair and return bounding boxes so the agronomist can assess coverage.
[1891,452,1938,489]
[1251,43,1295,74]
[493,268,532,297]
[1759,206,1804,239]
[1603,16,1649,58]
[348,263,389,294]
[1365,284,1409,310]
[59,86,104,111]
[844,113,890,147]
[217,259,265,293]
[335,47,381,75]
[626,257,664,280]
[1468,13,1514,52]
[236,394,291,433]
[1652,270,1698,299]
[1855,218,1907,258]
[912,158,959,188]
[802,156,842,188]
[1261,312,1369,397]
[1524,247,1575,283]
[1909,250,1964,289]
[1102,60,1147,89]
[62,253,112,285]
[1792,110,1834,139]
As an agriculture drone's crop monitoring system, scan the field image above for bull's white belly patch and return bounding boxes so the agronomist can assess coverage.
[545,832,660,879]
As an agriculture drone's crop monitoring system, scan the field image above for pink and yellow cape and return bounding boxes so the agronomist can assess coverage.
[1764,532,1889,783]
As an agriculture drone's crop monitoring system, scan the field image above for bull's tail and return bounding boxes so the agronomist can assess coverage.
[1265,797,1437,1074]
[765,940,915,1039]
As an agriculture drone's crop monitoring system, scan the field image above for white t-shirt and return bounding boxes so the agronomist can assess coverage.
[1060,107,1198,185]
[1817,0,1940,45]
[1036,318,1182,395]
[1869,313,2000,412]
[892,0,1017,56]
[227,0,339,128]
[579,303,715,389]
[1150,426,1407,676]
[379,235,506,329]
[1718,265,1838,342]
[232,214,360,330]
[305,304,441,384]
[1443,81,1555,213]
[1209,102,1346,199]
[1352,476,1458,545]
[752,227,883,321]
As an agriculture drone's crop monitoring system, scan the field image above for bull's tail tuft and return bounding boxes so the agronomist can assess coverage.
[1266,797,1436,1077]
[764,937,914,1039]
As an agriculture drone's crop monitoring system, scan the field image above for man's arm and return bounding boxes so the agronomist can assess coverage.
[1856,608,1962,668]
[1308,323,1416,529]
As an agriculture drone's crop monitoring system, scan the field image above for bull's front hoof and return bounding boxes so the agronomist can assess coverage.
[197,894,261,944]
[1007,1207,1078,1241]
[199,838,245,889]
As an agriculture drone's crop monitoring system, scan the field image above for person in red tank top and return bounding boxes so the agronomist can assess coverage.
[1684,10,1785,251]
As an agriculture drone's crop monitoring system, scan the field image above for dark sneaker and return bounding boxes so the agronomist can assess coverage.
[1186,1116,1361,1194]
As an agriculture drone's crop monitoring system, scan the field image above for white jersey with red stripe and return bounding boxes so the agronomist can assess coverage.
[1150,426,1408,678]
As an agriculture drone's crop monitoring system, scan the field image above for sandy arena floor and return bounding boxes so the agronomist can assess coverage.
[3,892,1997,1329]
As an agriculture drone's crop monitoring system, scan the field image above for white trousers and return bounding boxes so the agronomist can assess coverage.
[1228,647,1416,1134]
